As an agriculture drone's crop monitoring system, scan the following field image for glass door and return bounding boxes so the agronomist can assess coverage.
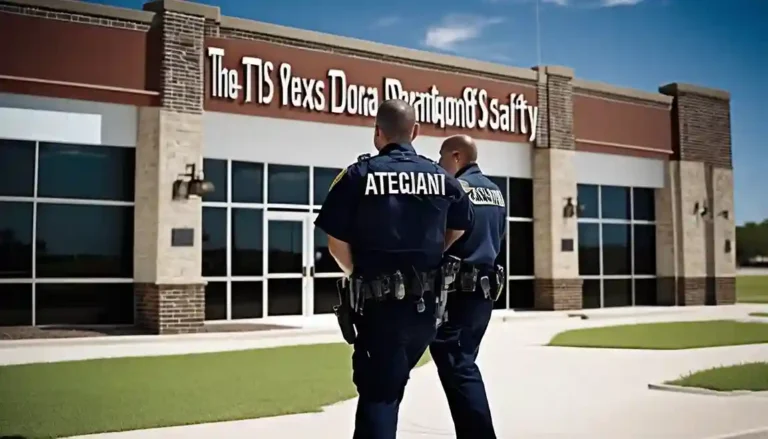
[265,211,313,317]
[310,213,346,315]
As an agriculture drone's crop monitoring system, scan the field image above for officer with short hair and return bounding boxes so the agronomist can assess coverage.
[430,134,506,439]
[314,99,472,439]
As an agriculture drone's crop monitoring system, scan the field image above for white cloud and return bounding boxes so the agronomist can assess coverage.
[512,0,644,6]
[600,0,643,5]
[371,16,401,28]
[422,14,504,51]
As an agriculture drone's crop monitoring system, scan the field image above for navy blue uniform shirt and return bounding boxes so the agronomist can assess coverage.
[446,163,506,270]
[314,143,473,278]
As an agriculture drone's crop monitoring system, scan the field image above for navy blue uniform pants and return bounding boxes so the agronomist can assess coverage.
[352,296,437,439]
[429,293,496,439]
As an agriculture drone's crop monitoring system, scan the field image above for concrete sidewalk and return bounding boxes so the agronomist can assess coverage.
[3,304,768,438]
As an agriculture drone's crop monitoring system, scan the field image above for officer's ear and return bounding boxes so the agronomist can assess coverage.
[411,123,420,142]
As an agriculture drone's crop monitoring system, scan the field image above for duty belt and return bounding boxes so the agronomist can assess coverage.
[453,263,505,302]
[350,270,438,314]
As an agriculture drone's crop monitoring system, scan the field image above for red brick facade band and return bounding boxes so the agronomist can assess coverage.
[1,0,735,329]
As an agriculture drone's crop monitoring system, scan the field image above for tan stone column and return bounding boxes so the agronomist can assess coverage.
[133,0,221,334]
[532,66,582,310]
[659,83,735,306]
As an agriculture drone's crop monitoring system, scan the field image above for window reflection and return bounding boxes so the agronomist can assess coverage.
[232,208,263,276]
[36,204,133,278]
[202,207,226,277]
[205,281,227,320]
[203,159,227,202]
[601,186,630,220]
[38,143,135,201]
[577,184,599,218]
[35,283,134,325]
[313,167,342,206]
[267,278,303,316]
[508,178,533,218]
[0,202,33,278]
[578,223,600,275]
[582,280,601,309]
[0,139,35,197]
[268,220,303,274]
[508,279,534,309]
[0,283,32,325]
[604,279,632,307]
[633,225,656,275]
[232,281,263,319]
[633,188,655,221]
[232,161,263,203]
[602,224,631,275]
[507,221,533,276]
[268,164,309,205]
[635,278,657,306]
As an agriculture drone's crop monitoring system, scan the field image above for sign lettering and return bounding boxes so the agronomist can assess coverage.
[207,47,538,142]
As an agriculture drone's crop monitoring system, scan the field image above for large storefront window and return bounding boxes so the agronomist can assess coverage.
[201,159,535,320]
[0,139,135,326]
[577,184,657,308]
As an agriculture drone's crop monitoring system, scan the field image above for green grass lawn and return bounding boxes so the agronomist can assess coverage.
[548,320,768,349]
[749,312,768,317]
[0,343,432,439]
[737,276,768,303]
[668,362,768,392]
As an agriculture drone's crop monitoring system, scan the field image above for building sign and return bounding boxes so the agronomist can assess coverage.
[207,47,538,142]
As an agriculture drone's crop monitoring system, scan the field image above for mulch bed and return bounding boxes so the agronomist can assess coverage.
[0,323,297,340]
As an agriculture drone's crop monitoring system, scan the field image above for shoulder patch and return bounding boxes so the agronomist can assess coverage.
[329,168,347,191]
[459,179,471,193]
[357,153,371,163]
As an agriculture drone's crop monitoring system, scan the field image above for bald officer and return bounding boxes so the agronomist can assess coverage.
[314,100,473,439]
[430,134,506,439]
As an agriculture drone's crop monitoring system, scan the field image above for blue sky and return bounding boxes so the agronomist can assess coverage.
[98,0,767,224]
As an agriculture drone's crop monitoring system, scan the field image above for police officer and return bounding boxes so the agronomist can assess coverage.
[430,134,506,439]
[314,100,473,439]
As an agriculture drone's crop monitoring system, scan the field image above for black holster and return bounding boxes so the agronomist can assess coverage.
[333,277,356,345]
[436,256,461,327]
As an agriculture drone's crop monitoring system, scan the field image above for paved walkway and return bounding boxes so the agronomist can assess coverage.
[3,304,768,438]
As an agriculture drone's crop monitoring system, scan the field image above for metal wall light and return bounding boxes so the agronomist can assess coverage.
[693,201,709,218]
[172,163,215,200]
[563,197,577,218]
[718,209,730,220]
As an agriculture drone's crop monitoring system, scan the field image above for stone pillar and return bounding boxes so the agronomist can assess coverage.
[532,66,582,310]
[133,0,221,334]
[659,83,735,306]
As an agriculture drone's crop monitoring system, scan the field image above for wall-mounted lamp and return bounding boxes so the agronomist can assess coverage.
[718,210,730,220]
[172,163,215,200]
[693,201,709,218]
[563,197,577,218]
[725,239,732,254]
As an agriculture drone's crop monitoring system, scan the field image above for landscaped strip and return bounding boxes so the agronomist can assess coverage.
[548,320,768,349]
[737,275,768,303]
[0,343,430,439]
[666,362,768,392]
[749,312,768,317]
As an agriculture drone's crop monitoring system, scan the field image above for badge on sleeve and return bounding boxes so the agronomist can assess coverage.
[329,168,347,191]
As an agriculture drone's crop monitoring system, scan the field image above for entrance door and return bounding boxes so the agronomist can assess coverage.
[265,211,313,317]
[310,213,346,315]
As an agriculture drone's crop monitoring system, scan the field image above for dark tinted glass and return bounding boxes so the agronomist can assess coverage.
[202,207,227,277]
[632,187,655,221]
[507,221,533,276]
[601,186,630,220]
[232,281,263,319]
[36,204,133,278]
[578,223,600,275]
[604,278,632,307]
[0,202,33,278]
[633,225,656,275]
[582,279,601,309]
[577,184,598,218]
[635,278,658,306]
[203,159,227,202]
[0,139,35,197]
[508,279,534,309]
[232,161,263,203]
[314,227,341,273]
[205,281,227,320]
[602,224,631,275]
[509,178,533,218]
[313,167,343,206]
[488,176,508,209]
[0,283,32,325]
[268,164,309,205]
[267,278,302,316]
[314,277,341,314]
[38,143,134,201]
[232,208,263,276]
[36,283,134,325]
[268,220,303,274]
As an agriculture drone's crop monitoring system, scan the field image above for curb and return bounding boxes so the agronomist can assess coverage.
[648,383,768,398]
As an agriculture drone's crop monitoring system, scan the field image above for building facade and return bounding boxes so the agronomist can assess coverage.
[0,0,736,334]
